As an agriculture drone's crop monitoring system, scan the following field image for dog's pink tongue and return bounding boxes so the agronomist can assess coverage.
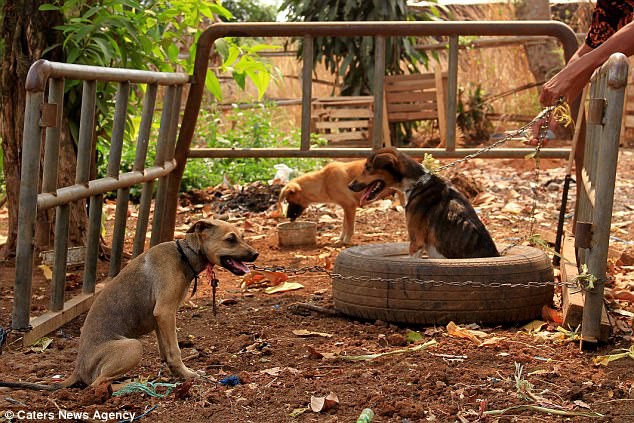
[359,187,372,206]
[227,258,250,274]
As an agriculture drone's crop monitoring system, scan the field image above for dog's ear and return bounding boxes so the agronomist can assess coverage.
[280,182,300,202]
[187,220,216,234]
[372,152,399,173]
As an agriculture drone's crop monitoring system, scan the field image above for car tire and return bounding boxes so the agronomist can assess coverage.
[332,243,554,325]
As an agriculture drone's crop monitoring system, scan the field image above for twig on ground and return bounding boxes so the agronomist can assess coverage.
[288,303,341,317]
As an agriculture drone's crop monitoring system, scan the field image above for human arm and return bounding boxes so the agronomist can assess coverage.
[540,20,634,106]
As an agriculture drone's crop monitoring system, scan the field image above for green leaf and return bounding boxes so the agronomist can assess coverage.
[404,329,423,343]
[38,4,60,11]
[205,72,223,100]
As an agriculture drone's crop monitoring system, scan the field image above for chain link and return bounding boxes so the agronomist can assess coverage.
[250,264,581,290]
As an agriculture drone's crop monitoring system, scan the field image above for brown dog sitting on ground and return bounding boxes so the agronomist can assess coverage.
[0,219,258,390]
[349,147,499,259]
[278,160,401,244]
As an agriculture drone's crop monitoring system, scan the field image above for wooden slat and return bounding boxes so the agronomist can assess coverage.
[385,79,436,91]
[386,91,436,103]
[581,168,596,208]
[315,120,370,130]
[23,282,107,345]
[323,131,368,142]
[314,109,373,119]
[389,111,439,122]
[387,102,436,113]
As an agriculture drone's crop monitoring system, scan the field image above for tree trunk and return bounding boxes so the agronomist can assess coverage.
[1,1,87,259]
[515,0,565,83]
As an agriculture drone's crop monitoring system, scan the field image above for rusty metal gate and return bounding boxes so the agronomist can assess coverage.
[12,21,580,343]
[574,53,629,343]
[13,61,190,343]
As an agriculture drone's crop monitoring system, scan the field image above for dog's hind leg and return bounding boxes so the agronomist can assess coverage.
[89,338,143,387]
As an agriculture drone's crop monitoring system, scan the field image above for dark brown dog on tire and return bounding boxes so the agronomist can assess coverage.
[0,219,258,391]
[348,147,499,259]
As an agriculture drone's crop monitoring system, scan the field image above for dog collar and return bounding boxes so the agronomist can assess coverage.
[176,239,201,297]
[414,173,433,187]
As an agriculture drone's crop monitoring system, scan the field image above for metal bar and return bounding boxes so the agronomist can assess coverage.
[106,82,131,277]
[12,91,45,330]
[188,147,570,159]
[83,194,103,294]
[75,80,97,184]
[109,188,130,277]
[133,180,154,257]
[372,35,386,149]
[42,78,64,193]
[133,84,158,172]
[581,53,628,344]
[106,82,130,178]
[38,78,65,247]
[300,35,314,151]
[26,59,190,92]
[159,85,184,243]
[165,20,579,241]
[51,204,69,311]
[37,160,177,211]
[445,35,459,151]
[131,83,159,257]
[151,86,177,247]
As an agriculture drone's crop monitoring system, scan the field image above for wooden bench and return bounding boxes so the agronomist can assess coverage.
[384,67,448,145]
[311,96,390,147]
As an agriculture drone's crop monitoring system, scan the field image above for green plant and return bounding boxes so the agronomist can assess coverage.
[457,84,494,145]
[280,0,443,96]
[221,0,277,22]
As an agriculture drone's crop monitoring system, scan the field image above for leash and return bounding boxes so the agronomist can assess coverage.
[210,268,219,316]
[175,239,200,297]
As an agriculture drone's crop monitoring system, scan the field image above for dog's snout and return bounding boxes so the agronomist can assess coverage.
[286,203,304,220]
[348,180,365,192]
[248,251,259,262]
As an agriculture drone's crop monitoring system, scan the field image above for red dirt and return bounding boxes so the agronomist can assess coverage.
[1,155,634,422]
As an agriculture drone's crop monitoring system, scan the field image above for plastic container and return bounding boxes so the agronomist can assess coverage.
[277,221,316,247]
[356,408,375,423]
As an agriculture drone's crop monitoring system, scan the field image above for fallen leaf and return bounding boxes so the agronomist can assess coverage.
[541,306,563,324]
[310,392,339,413]
[38,264,53,281]
[289,407,309,418]
[241,270,288,289]
[30,337,53,353]
[173,380,194,400]
[264,281,304,294]
[522,320,547,333]
[292,329,333,338]
[405,329,423,343]
[318,214,336,223]
[502,201,524,214]
[612,289,634,303]
[447,322,506,347]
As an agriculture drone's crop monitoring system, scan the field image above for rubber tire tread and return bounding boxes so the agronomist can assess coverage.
[332,243,554,325]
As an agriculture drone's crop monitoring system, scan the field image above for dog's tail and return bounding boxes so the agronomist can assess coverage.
[0,372,80,391]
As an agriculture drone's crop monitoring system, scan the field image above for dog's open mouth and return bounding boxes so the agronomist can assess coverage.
[360,180,386,205]
[220,256,251,276]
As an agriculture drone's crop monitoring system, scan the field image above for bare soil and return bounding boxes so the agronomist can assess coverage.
[1,152,634,422]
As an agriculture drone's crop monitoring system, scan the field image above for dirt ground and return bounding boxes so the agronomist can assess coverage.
[1,150,634,422]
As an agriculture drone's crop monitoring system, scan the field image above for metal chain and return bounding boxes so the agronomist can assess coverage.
[436,105,556,173]
[249,264,581,290]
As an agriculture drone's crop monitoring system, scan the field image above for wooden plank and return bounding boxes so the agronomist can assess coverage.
[323,131,368,142]
[385,79,436,91]
[560,236,610,342]
[315,120,370,130]
[581,168,596,208]
[386,102,436,113]
[389,111,439,122]
[386,91,436,103]
[23,282,107,346]
[315,109,373,119]
[435,66,447,147]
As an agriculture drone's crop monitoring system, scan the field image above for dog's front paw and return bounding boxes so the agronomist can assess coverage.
[171,365,201,380]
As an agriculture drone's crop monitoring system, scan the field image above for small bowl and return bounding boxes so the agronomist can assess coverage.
[277,221,317,247]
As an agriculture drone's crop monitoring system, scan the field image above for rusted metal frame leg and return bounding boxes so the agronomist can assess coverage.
[38,78,65,248]
[300,35,314,152]
[132,83,158,257]
[581,55,628,343]
[51,204,69,311]
[12,91,45,330]
[372,35,386,150]
[108,82,131,277]
[445,35,459,152]
[150,85,177,247]
[159,85,184,243]
[84,194,103,294]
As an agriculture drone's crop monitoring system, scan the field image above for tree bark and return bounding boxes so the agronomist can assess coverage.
[515,0,565,83]
[1,1,87,259]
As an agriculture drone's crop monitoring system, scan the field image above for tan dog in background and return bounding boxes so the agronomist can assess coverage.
[278,160,400,244]
[0,219,258,390]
